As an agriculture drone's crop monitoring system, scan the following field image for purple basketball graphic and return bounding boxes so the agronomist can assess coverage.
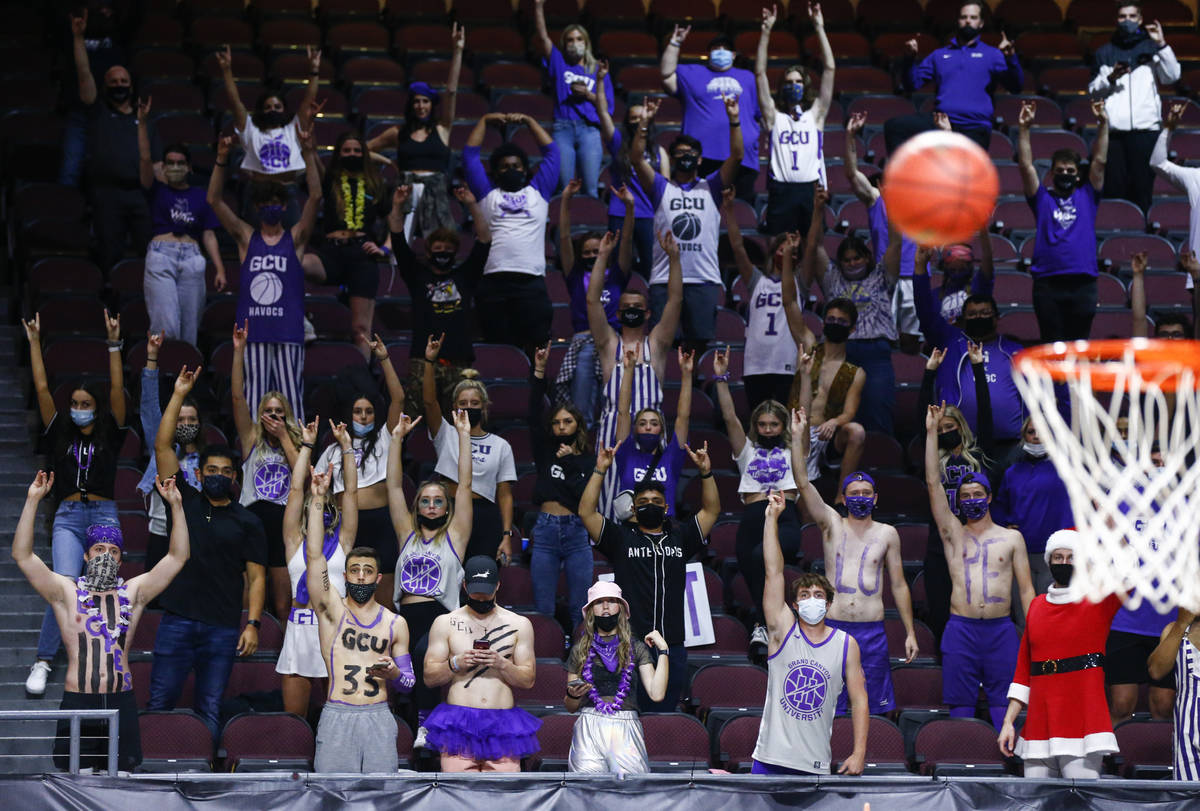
[259,139,292,170]
[671,211,702,241]
[253,460,290,501]
[398,553,443,595]
[747,447,787,486]
[782,662,828,718]
[250,272,283,306]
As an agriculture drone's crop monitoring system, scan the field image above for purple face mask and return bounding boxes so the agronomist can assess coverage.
[845,495,875,519]
[958,496,989,521]
[258,204,284,225]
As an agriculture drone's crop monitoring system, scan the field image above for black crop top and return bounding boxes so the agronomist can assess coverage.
[46,412,123,502]
[395,128,450,173]
[322,175,390,236]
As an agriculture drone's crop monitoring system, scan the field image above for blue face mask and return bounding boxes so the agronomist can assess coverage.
[258,204,284,225]
[845,495,875,519]
[782,83,804,106]
[709,48,733,69]
[70,408,95,427]
[352,421,373,437]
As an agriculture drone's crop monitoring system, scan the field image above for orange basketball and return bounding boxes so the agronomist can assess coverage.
[881,130,999,246]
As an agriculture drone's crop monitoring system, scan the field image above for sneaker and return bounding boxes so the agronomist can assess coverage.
[413,725,429,751]
[303,315,317,344]
[25,661,51,696]
[749,624,769,657]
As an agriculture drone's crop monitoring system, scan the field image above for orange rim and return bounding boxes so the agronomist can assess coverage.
[1015,339,1200,392]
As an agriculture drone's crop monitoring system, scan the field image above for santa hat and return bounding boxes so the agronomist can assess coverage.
[1043,528,1079,565]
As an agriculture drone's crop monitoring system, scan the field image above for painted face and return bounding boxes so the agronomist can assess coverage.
[417,485,448,518]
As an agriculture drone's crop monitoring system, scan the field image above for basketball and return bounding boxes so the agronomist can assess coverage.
[249,271,283,306]
[881,130,999,246]
[671,211,702,241]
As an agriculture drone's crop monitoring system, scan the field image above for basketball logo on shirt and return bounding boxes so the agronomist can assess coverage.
[254,460,290,500]
[169,198,196,227]
[249,272,284,305]
[782,659,831,721]
[705,75,743,100]
[747,447,787,487]
[672,212,702,241]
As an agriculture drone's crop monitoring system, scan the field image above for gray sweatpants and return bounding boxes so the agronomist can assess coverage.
[314,701,399,773]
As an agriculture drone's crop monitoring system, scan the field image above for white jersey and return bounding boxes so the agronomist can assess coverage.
[650,174,722,286]
[393,531,464,612]
[480,185,549,277]
[753,622,848,774]
[744,270,800,376]
[287,534,347,600]
[239,441,291,506]
[769,109,825,185]
[236,115,307,175]
[314,430,391,495]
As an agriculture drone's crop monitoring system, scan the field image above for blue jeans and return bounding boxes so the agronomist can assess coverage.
[608,214,655,281]
[145,239,207,346]
[530,512,593,628]
[553,118,602,197]
[569,332,600,431]
[147,613,240,739]
[845,337,896,435]
[649,282,723,347]
[36,500,120,661]
[58,107,88,187]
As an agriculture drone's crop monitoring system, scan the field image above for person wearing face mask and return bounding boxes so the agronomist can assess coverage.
[801,188,901,434]
[60,5,127,187]
[149,367,268,739]
[991,418,1073,595]
[424,336,518,565]
[424,558,540,771]
[999,530,1124,779]
[752,492,868,776]
[138,101,226,346]
[389,411,473,748]
[16,472,190,773]
[661,25,761,203]
[533,4,613,198]
[210,129,322,423]
[925,405,1034,731]
[1017,99,1110,343]
[367,26,464,241]
[463,112,559,351]
[305,472,413,773]
[71,10,158,274]
[1090,4,1178,214]
[757,3,835,236]
[564,581,670,774]
[22,311,128,697]
[793,409,919,714]
[581,441,720,713]
[900,3,1022,149]
[218,44,321,227]
[1130,246,1200,340]
[555,186,633,430]
[529,346,598,628]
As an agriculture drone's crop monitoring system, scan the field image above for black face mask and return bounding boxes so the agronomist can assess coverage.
[757,434,785,449]
[1053,172,1078,193]
[556,430,578,447]
[466,595,496,614]
[346,581,377,604]
[259,110,289,130]
[579,255,597,272]
[497,168,526,192]
[464,408,483,428]
[341,155,364,171]
[958,24,980,42]
[635,503,666,528]
[594,613,620,633]
[417,513,448,530]
[823,322,851,344]
[106,86,131,103]
[674,153,699,173]
[429,251,456,271]
[1115,19,1146,45]
[1049,563,1074,587]
[202,474,232,499]
[938,429,962,451]
[962,317,995,340]
[619,308,647,328]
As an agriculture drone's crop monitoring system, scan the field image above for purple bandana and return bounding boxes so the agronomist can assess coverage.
[86,524,123,552]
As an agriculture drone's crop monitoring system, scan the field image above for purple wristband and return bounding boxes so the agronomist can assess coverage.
[389,654,415,693]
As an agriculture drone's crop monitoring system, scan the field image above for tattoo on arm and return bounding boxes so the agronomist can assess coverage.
[322,570,329,591]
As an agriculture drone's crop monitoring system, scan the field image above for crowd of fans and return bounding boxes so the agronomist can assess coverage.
[8,0,1200,780]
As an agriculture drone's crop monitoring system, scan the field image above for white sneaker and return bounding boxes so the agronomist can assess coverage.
[413,725,429,750]
[25,661,51,695]
[303,316,317,344]
[749,624,769,655]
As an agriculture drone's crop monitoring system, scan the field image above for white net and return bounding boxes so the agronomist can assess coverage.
[1013,340,1200,614]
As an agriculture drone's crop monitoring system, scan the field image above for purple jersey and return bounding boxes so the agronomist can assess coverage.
[237,230,305,345]
[675,63,760,172]
[1111,511,1179,635]
[566,261,625,332]
[868,197,918,278]
[1028,184,1100,279]
[606,128,657,220]
[148,181,219,242]
[614,433,687,516]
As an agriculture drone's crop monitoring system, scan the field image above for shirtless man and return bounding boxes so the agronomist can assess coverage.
[424,556,540,771]
[306,471,413,773]
[793,408,918,714]
[14,471,189,772]
[925,402,1034,729]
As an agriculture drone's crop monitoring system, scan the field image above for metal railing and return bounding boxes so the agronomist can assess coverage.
[0,709,119,775]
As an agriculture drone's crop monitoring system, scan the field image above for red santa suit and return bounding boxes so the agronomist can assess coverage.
[1007,588,1122,760]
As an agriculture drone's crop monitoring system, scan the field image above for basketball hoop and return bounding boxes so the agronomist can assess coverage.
[1013,338,1200,614]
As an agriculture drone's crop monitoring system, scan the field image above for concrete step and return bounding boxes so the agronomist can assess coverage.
[0,681,65,702]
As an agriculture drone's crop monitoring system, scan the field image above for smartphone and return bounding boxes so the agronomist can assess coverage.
[473,639,491,650]
[567,679,587,689]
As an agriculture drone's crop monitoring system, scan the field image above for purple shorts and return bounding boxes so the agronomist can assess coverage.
[752,759,812,775]
[825,618,894,714]
[424,703,541,761]
[939,614,1019,707]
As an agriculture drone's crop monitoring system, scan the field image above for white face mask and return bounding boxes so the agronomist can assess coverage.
[1023,442,1047,458]
[566,42,585,59]
[796,596,827,625]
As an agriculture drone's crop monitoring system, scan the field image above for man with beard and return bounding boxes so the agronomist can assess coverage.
[423,557,540,771]
[305,470,413,773]
[14,471,190,772]
[390,182,491,419]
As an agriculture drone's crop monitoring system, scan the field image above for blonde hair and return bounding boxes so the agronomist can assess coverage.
[253,391,303,454]
[411,480,454,547]
[579,602,633,674]
[451,371,489,422]
[560,24,597,72]
[748,399,792,447]
[938,404,988,480]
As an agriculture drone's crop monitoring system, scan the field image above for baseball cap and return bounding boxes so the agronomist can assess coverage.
[463,556,499,595]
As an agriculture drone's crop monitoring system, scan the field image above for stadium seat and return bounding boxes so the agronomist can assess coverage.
[692,615,752,662]
[239,610,285,653]
[1095,273,1128,307]
[513,660,569,711]
[1141,272,1191,309]
[1113,719,1174,779]
[831,715,908,773]
[531,712,577,771]
[327,21,391,54]
[191,19,254,50]
[1148,200,1192,237]
[834,67,895,94]
[129,609,163,655]
[498,564,536,608]
[1092,310,1143,340]
[844,95,916,123]
[1100,235,1177,272]
[1013,33,1084,62]
[1097,199,1147,232]
[524,612,568,660]
[138,710,214,772]
[885,617,937,663]
[716,713,761,772]
[641,713,712,771]
[690,663,769,731]
[118,512,150,555]
[997,309,1040,343]
[220,712,314,772]
[342,57,407,90]
[914,717,1007,776]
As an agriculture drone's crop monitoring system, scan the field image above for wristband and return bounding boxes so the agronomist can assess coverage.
[301,441,314,449]
[380,245,392,257]
[712,373,730,382]
[389,654,415,692]
[108,346,121,353]
[215,160,229,167]
[699,471,713,479]
[106,339,123,349]
[449,654,460,673]
[670,39,682,47]
[246,619,261,629]
[729,121,741,127]
[593,468,606,476]
[310,70,320,76]
[342,448,355,455]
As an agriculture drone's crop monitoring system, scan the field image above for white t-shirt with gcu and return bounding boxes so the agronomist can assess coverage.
[236,115,306,175]
[744,270,800,376]
[479,185,549,277]
[769,109,825,185]
[314,429,391,495]
[432,418,517,503]
[649,172,723,286]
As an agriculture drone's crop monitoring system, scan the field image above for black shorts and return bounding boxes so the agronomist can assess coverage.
[357,504,400,574]
[248,500,288,568]
[765,179,816,236]
[53,690,141,772]
[1105,629,1175,688]
[316,238,381,299]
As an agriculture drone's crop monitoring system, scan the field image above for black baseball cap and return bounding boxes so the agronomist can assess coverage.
[464,556,499,595]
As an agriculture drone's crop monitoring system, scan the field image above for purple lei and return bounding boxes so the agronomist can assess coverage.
[75,579,131,648]
[581,636,635,716]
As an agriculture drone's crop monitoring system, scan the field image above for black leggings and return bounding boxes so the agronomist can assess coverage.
[735,499,803,624]
[396,599,450,716]
[742,374,794,414]
[466,496,503,561]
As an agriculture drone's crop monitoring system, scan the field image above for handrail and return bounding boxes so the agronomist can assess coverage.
[0,709,119,775]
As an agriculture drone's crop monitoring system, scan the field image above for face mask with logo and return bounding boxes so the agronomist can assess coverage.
[594,613,620,633]
[71,408,95,427]
[1023,442,1047,458]
[175,424,200,445]
[619,308,647,328]
[958,496,989,521]
[202,473,233,499]
[635,503,666,528]
[938,429,962,451]
[845,495,875,519]
[346,581,378,604]
[674,152,699,174]
[709,48,734,69]
[164,165,189,185]
[1053,172,1078,193]
[823,322,851,344]
[497,168,526,192]
[1049,563,1074,587]
[258,204,284,225]
[796,596,827,625]
[429,251,455,271]
[566,42,586,59]
[781,83,804,107]
[963,316,995,340]
[417,513,448,530]
[352,421,373,437]
[464,408,483,428]
[83,551,120,592]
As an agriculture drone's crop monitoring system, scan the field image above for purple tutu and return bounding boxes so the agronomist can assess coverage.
[424,703,542,761]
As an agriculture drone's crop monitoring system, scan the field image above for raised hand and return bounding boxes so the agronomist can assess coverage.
[798,350,814,376]
[155,475,183,507]
[813,184,830,210]
[368,333,389,361]
[966,340,984,365]
[765,489,785,519]
[301,415,319,446]
[452,22,465,50]
[623,346,638,370]
[71,10,88,38]
[723,93,740,121]
[394,184,412,210]
[644,630,668,651]
[932,111,951,132]
[905,38,919,55]
[1017,100,1036,129]
[925,401,946,433]
[925,346,946,371]
[563,177,582,198]
[671,24,691,44]
[147,331,164,359]
[296,121,315,152]
[808,2,823,28]
[262,410,288,440]
[1167,100,1187,131]
[453,407,471,435]
[685,441,712,475]
[104,308,121,341]
[998,32,1014,56]
[174,365,202,395]
[595,439,622,471]
[137,96,152,123]
[612,184,634,207]
[534,344,550,373]
[846,111,867,136]
[216,44,232,73]
[1130,250,1148,276]
[307,45,322,74]
[712,344,730,377]
[1091,99,1108,126]
[679,347,695,375]
[425,332,444,362]
[27,470,54,501]
[393,412,423,440]
[720,185,735,212]
[330,419,351,449]
[596,59,608,81]
[599,230,618,254]
[642,97,661,122]
[452,185,476,205]
[216,134,233,161]
[656,228,680,258]
[310,468,331,497]
[1147,20,1165,46]
[232,318,249,349]
[362,241,385,257]
[791,407,809,437]
[762,5,778,30]
[1180,249,1200,280]
[22,313,41,345]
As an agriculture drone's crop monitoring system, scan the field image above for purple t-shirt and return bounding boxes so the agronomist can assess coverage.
[606,128,657,220]
[674,63,760,172]
[567,261,626,332]
[236,230,305,345]
[1110,507,1179,636]
[148,181,219,242]
[1028,184,1099,279]
[868,197,919,279]
[615,433,687,516]
[544,46,615,125]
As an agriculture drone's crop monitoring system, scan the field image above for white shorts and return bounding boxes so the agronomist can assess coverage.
[568,708,649,775]
[806,426,830,481]
[275,609,328,678]
[892,277,922,339]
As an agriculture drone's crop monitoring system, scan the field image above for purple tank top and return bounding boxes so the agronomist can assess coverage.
[237,230,305,344]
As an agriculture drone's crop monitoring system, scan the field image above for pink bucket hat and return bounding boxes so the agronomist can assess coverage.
[585,580,630,616]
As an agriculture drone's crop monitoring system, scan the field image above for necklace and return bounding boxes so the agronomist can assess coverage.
[340,175,366,231]
[75,579,131,648]
[72,438,95,493]
[581,638,634,715]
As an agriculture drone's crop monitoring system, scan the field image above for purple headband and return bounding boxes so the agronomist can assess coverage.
[86,524,123,552]
[956,471,991,494]
[408,82,439,103]
[841,471,875,494]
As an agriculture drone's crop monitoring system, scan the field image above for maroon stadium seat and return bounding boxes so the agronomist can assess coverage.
[641,713,712,770]
[530,712,577,770]
[455,0,519,25]
[260,19,321,52]
[995,0,1065,28]
[132,661,193,713]
[29,256,103,298]
[471,26,528,57]
[834,67,895,94]
[915,717,1006,775]
[997,309,1040,343]
[1013,32,1084,62]
[153,114,214,148]
[513,660,569,710]
[139,710,214,772]
[1113,719,1174,778]
[832,715,908,773]
[692,615,751,660]
[1097,199,1147,230]
[328,21,392,54]
[1148,200,1192,237]
[130,609,163,655]
[191,19,254,50]
[1037,66,1091,97]
[342,57,407,89]
[717,713,761,772]
[690,663,768,716]
[37,296,108,338]
[498,565,536,608]
[221,712,314,772]
[873,33,939,62]
[891,664,944,712]
[856,0,923,24]
[412,60,476,89]
[860,432,905,471]
[386,0,449,24]
[1141,272,1191,308]
[1091,310,1141,340]
[522,612,568,660]
[805,32,872,62]
[125,340,204,379]
[885,617,937,662]
[117,512,149,555]
[993,199,1036,234]
[134,15,185,49]
[1095,273,1128,307]
[239,611,285,653]
[144,81,206,113]
[992,270,1034,307]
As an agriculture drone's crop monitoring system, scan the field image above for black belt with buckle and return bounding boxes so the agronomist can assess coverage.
[1030,652,1104,676]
